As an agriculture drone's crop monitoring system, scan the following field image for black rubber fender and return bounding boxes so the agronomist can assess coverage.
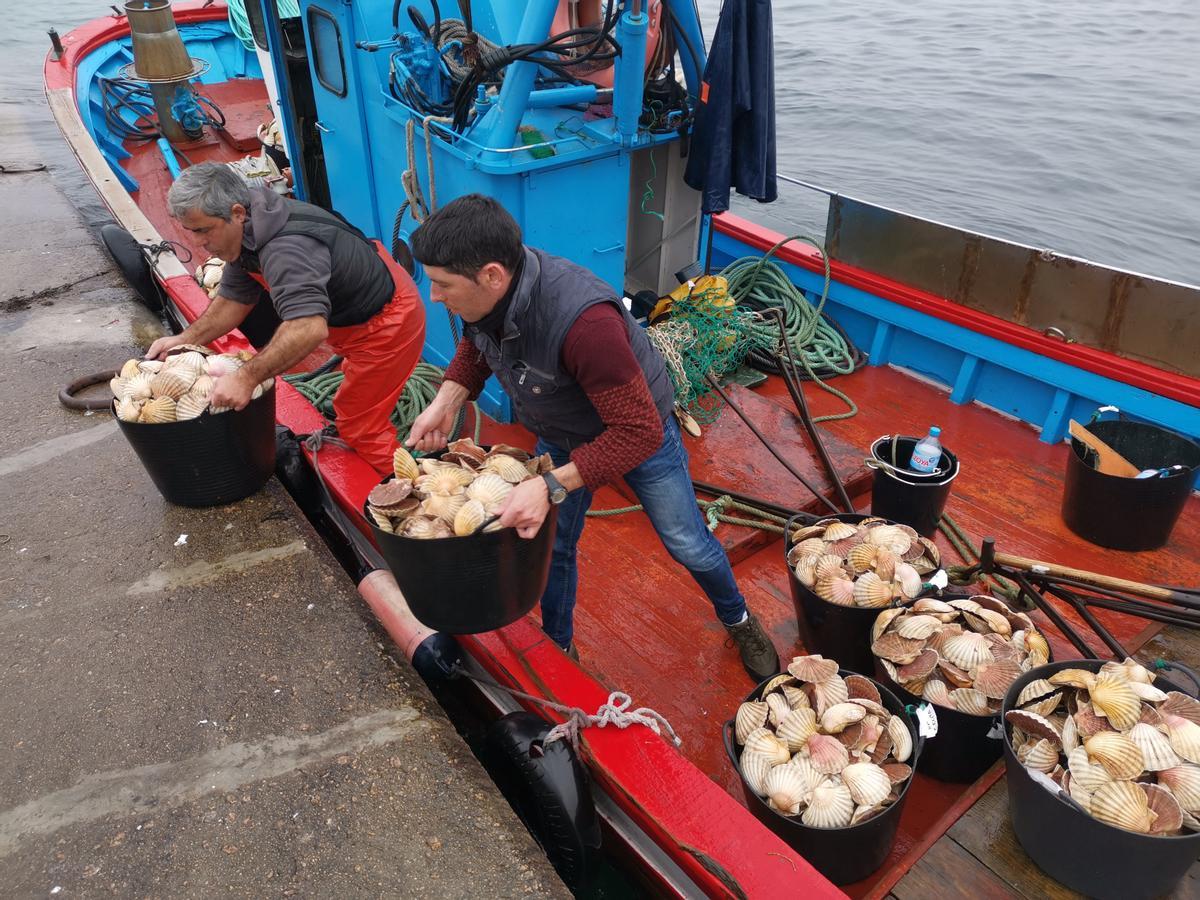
[483,711,602,888]
[99,224,164,312]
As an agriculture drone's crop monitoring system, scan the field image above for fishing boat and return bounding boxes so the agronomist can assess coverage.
[43,1,1200,896]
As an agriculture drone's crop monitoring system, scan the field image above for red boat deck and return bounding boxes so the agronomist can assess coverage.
[107,82,1200,897]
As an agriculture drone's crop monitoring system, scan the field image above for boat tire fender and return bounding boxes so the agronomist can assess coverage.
[99,224,164,313]
[483,711,601,888]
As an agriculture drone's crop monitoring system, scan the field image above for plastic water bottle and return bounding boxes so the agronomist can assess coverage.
[909,427,944,474]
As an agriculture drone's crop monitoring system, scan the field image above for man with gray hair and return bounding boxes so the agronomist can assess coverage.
[147,162,425,475]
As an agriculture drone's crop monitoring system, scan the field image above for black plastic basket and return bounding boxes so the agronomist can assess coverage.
[723,669,922,885]
[1002,659,1200,899]
[868,435,960,538]
[114,386,276,507]
[786,513,904,675]
[366,474,557,635]
[1062,414,1200,551]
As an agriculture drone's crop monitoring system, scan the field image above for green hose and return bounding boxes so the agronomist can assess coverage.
[720,235,861,423]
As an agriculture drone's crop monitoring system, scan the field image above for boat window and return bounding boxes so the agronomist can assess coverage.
[307,8,347,97]
[243,0,269,51]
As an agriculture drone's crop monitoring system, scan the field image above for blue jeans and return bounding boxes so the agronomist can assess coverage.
[537,416,748,648]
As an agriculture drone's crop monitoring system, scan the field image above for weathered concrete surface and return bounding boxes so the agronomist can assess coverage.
[0,107,567,898]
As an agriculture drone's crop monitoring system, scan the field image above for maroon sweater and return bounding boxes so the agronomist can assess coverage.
[445,303,664,490]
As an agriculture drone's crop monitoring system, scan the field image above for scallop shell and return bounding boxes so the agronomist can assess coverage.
[844,674,883,705]
[893,562,923,599]
[1019,738,1061,773]
[871,608,906,644]
[882,761,913,784]
[1016,679,1063,718]
[762,673,798,695]
[853,571,895,609]
[793,556,818,588]
[137,359,163,375]
[115,397,141,422]
[1090,671,1142,731]
[922,678,952,708]
[1162,692,1200,727]
[138,396,177,423]
[119,358,142,379]
[150,369,195,400]
[815,576,856,607]
[483,453,532,484]
[1067,746,1114,793]
[763,762,810,815]
[897,649,939,685]
[841,762,892,807]
[124,372,154,401]
[398,515,453,539]
[895,614,942,641]
[1048,668,1098,691]
[446,438,487,462]
[870,631,925,666]
[765,692,792,727]
[417,468,474,495]
[940,631,994,671]
[735,700,769,745]
[1005,710,1062,746]
[420,492,466,523]
[367,507,395,532]
[744,729,791,766]
[820,702,867,734]
[806,733,850,775]
[739,750,774,797]
[813,554,847,582]
[1128,681,1168,703]
[1061,709,1080,753]
[1085,731,1145,780]
[865,525,911,555]
[974,659,1023,700]
[1126,722,1180,772]
[453,499,488,537]
[1089,781,1154,833]
[392,447,420,481]
[808,675,850,716]
[110,375,129,398]
[802,779,854,829]
[782,684,810,711]
[787,655,839,684]
[465,473,513,511]
[788,537,827,564]
[1165,715,1200,764]
[175,393,208,421]
[820,520,858,542]
[486,443,531,462]
[949,688,991,716]
[872,547,899,582]
[776,707,819,752]
[1158,765,1200,813]
[887,715,913,763]
[1024,630,1051,667]
[1142,782,1184,835]
[846,543,878,574]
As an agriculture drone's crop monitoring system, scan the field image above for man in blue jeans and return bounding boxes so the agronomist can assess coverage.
[406,195,779,681]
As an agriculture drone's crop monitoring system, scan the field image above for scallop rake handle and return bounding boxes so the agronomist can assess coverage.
[993,551,1180,603]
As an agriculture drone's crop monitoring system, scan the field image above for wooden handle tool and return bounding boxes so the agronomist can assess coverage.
[1068,420,1140,477]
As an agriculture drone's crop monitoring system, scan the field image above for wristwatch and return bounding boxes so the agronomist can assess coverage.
[542,471,569,505]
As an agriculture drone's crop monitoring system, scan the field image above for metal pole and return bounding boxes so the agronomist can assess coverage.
[704,374,842,514]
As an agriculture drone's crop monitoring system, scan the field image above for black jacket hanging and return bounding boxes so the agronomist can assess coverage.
[683,0,777,214]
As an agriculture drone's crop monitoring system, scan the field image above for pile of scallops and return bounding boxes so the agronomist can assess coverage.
[110,346,272,423]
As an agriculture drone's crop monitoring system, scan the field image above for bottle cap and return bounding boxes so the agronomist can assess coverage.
[929,426,941,436]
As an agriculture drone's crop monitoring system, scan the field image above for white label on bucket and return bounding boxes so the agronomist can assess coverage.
[928,569,949,589]
[915,703,938,738]
[987,719,1005,740]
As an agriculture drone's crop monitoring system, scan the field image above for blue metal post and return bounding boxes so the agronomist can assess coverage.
[156,137,182,180]
[470,0,559,150]
[527,84,598,109]
[613,3,648,146]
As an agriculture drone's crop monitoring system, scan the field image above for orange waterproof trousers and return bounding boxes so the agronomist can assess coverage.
[251,241,426,474]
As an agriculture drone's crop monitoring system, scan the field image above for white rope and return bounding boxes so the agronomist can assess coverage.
[544,691,683,751]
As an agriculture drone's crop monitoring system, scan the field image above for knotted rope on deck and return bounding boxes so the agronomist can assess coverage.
[544,691,681,752]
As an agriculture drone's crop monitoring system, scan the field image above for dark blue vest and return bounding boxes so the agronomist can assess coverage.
[465,248,676,449]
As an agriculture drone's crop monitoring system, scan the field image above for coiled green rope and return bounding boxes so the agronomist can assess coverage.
[721,235,861,423]
[225,0,301,52]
